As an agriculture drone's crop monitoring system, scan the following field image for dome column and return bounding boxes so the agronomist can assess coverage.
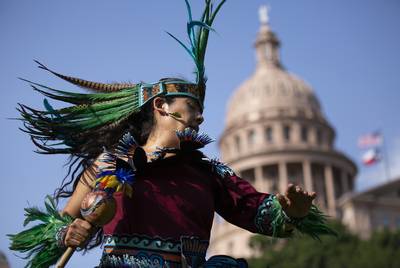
[278,162,288,193]
[293,123,302,143]
[254,165,265,192]
[303,160,313,192]
[324,165,336,216]
[341,170,349,194]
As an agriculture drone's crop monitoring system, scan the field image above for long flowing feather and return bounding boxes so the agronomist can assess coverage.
[34,60,136,92]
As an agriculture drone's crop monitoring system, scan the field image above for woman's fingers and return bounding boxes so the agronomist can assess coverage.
[309,191,317,200]
[286,184,316,200]
[287,184,306,197]
[286,184,296,195]
[69,226,88,238]
[276,193,289,209]
[281,184,318,218]
[64,219,93,247]
[295,185,303,193]
[70,220,90,237]
[66,238,82,247]
[74,218,92,230]
[287,185,302,201]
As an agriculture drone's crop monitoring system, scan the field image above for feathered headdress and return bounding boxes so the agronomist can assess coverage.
[18,0,226,157]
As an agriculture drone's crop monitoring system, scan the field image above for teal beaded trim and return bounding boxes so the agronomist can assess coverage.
[254,195,294,237]
[103,235,181,254]
[254,195,276,235]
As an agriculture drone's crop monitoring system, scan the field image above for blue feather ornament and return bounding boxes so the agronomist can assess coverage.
[203,157,234,178]
[115,132,138,156]
[176,128,214,150]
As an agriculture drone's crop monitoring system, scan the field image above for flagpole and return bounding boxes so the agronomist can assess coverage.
[381,131,391,181]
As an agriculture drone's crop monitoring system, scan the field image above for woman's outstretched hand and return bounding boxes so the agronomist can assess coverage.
[276,184,317,218]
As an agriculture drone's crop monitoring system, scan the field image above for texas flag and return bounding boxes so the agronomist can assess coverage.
[358,132,382,148]
[362,148,381,166]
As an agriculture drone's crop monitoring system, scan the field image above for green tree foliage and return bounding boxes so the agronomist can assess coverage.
[247,221,400,268]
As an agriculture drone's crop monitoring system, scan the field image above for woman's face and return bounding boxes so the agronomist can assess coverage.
[156,96,204,133]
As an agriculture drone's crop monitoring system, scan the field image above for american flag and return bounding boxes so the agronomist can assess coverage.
[357,132,382,148]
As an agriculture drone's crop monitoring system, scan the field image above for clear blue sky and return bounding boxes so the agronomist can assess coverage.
[1,0,400,267]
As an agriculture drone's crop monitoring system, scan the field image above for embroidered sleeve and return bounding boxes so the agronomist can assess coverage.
[254,195,294,237]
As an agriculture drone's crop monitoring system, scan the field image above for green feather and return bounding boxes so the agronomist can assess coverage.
[168,0,227,86]
[169,112,183,119]
[295,205,339,240]
[269,197,338,239]
[8,196,73,268]
[43,99,61,119]
[18,78,141,154]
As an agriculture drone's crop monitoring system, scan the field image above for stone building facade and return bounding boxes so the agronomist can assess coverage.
[208,8,358,257]
[340,177,400,239]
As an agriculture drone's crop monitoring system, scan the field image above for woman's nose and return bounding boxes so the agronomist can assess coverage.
[196,113,204,125]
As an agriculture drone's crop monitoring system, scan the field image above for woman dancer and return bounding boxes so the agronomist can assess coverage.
[10,1,335,267]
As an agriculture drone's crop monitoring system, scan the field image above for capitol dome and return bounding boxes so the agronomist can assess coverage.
[226,23,323,129]
[220,19,338,163]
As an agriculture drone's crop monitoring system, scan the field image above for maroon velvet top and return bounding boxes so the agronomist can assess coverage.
[103,152,269,241]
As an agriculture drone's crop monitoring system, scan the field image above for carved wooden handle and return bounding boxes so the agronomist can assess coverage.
[56,246,75,268]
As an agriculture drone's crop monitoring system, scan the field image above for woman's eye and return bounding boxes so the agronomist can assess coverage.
[187,102,195,110]
[187,100,201,113]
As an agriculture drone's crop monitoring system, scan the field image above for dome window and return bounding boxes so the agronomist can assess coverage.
[235,135,241,153]
[247,129,256,146]
[347,174,354,191]
[316,128,323,145]
[301,126,308,142]
[265,126,273,142]
[283,125,291,142]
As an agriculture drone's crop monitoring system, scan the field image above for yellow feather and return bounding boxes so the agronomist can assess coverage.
[124,185,133,198]
[105,176,119,189]
[116,184,122,192]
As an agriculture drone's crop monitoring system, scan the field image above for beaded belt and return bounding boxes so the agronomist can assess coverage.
[99,235,182,268]
[98,235,248,268]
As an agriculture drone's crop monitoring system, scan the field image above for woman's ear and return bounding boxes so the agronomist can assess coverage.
[152,97,168,116]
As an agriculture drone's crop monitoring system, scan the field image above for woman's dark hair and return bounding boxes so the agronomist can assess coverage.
[52,95,175,250]
[54,96,174,249]
[54,95,176,198]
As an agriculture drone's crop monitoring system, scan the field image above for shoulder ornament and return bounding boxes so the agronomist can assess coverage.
[95,132,140,197]
[201,157,235,179]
